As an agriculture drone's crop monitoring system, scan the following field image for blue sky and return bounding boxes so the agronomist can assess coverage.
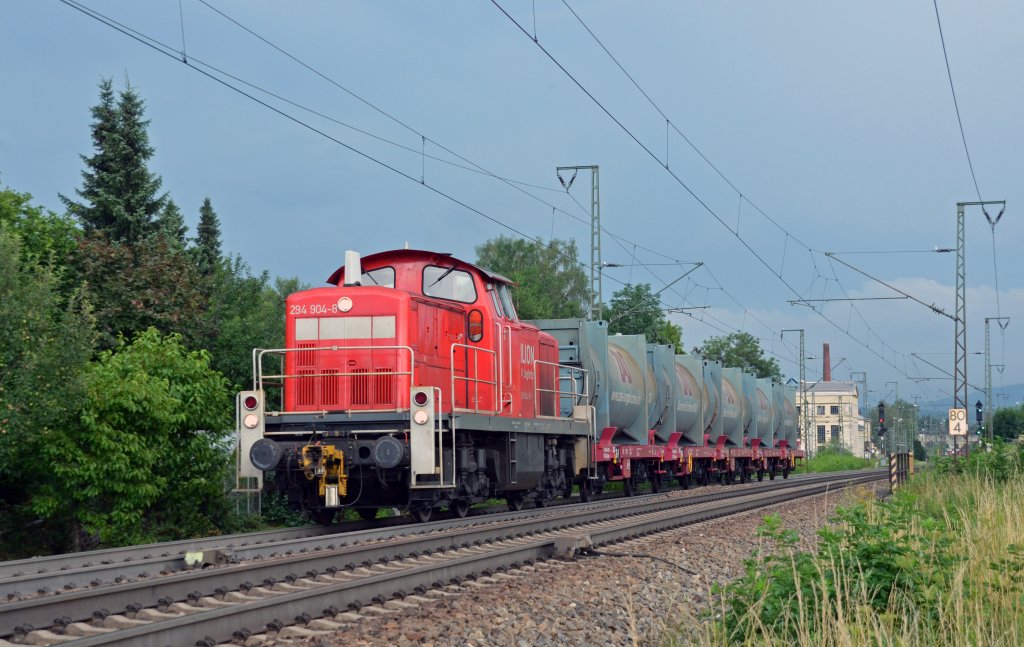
[2,1,1021,407]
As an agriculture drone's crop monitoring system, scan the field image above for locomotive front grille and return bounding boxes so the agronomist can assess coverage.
[351,368,370,405]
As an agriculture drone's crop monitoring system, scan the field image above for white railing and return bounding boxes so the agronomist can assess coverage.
[533,360,588,420]
[253,345,415,414]
[450,343,498,414]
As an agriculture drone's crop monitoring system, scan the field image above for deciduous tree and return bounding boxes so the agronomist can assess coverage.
[605,283,682,349]
[475,236,588,320]
[695,332,781,380]
[32,329,231,547]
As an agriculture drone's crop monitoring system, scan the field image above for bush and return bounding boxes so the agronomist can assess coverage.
[799,445,873,473]
[705,446,1024,646]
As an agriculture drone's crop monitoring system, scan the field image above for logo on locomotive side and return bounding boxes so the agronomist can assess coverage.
[610,347,633,384]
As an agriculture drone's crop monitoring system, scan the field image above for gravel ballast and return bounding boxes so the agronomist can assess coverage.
[249,482,884,647]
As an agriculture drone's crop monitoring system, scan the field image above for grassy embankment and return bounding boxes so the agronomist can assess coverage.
[675,440,1024,646]
[796,445,875,473]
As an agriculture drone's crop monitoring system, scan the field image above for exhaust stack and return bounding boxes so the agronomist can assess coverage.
[343,250,362,286]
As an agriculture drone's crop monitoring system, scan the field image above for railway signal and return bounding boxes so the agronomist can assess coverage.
[877,402,887,437]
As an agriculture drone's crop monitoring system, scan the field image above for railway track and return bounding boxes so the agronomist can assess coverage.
[0,469,884,646]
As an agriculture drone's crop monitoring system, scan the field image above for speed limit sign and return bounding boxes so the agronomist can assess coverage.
[948,408,967,436]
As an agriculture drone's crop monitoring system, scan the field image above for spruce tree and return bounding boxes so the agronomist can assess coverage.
[194,197,222,275]
[61,78,166,243]
[156,199,187,250]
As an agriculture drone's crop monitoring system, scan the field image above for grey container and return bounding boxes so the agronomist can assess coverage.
[720,367,745,447]
[529,318,609,438]
[741,372,758,444]
[703,359,724,445]
[674,355,705,446]
[606,335,651,444]
[647,344,676,443]
[755,378,775,446]
[784,384,800,448]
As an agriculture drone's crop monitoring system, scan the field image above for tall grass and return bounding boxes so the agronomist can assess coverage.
[683,441,1024,647]
[799,446,874,473]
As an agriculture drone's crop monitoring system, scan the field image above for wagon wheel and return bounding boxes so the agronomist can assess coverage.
[680,474,691,490]
[769,464,777,480]
[507,494,525,512]
[623,477,635,497]
[450,499,470,519]
[782,465,790,480]
[357,507,379,521]
[410,505,433,523]
[579,480,594,502]
[650,473,662,493]
[757,469,765,482]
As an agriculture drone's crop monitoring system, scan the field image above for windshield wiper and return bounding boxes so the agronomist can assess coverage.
[427,265,457,288]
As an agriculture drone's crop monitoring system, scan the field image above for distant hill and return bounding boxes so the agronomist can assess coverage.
[918,383,1024,415]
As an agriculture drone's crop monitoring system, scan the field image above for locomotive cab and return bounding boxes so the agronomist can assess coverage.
[236,249,591,523]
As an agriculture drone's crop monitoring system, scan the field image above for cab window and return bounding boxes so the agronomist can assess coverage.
[423,265,478,303]
[498,284,518,320]
[488,284,505,318]
[360,266,395,287]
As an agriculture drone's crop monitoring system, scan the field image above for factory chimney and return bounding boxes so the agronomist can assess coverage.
[823,343,831,382]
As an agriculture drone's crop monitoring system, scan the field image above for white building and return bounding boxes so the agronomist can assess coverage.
[797,381,870,457]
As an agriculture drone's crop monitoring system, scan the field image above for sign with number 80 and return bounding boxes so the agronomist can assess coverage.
[948,408,967,436]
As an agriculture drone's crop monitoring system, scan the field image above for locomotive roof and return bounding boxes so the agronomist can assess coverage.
[326,249,517,286]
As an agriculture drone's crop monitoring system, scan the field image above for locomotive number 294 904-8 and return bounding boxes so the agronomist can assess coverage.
[289,303,338,315]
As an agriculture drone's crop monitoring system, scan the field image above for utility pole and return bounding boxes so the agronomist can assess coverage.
[851,370,868,456]
[782,329,809,453]
[886,381,899,453]
[954,200,1006,457]
[984,316,1009,442]
[557,165,601,320]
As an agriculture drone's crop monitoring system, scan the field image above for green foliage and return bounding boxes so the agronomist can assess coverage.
[993,404,1024,440]
[605,283,682,348]
[75,232,210,351]
[193,197,222,277]
[155,198,187,250]
[712,445,1024,644]
[31,329,232,547]
[204,258,298,390]
[475,236,588,320]
[0,228,94,556]
[934,437,1024,483]
[0,186,80,267]
[694,332,780,380]
[61,78,167,243]
[799,445,872,473]
[913,438,928,461]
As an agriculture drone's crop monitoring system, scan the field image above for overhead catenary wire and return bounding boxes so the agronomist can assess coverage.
[494,0,931,389]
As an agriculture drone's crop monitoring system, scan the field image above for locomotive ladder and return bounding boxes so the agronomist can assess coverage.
[508,432,518,484]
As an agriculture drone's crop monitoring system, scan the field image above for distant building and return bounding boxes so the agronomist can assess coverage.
[797,381,869,456]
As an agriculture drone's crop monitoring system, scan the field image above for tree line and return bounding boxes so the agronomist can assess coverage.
[0,79,295,555]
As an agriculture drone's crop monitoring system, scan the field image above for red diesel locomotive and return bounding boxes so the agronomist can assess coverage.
[235,249,801,523]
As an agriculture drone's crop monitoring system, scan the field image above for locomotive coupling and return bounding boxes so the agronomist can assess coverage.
[300,444,348,507]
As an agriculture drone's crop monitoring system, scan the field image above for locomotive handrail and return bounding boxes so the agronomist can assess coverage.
[450,343,498,415]
[252,345,415,413]
[532,359,588,420]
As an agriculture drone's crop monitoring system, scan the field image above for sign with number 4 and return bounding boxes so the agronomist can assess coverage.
[948,408,967,436]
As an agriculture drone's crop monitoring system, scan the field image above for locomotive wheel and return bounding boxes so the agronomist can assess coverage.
[410,505,433,523]
[623,478,635,497]
[507,494,525,512]
[310,509,336,525]
[535,497,547,508]
[450,499,470,518]
[357,508,379,521]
